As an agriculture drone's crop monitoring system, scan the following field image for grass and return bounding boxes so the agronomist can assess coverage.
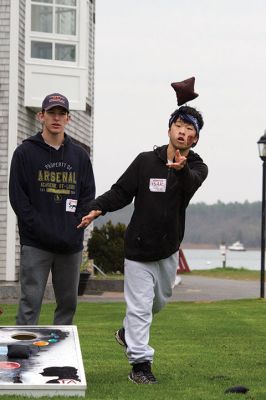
[1,300,266,399]
[190,267,263,281]
[92,267,263,281]
[92,273,123,280]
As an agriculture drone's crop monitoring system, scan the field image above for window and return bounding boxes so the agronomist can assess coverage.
[30,0,77,62]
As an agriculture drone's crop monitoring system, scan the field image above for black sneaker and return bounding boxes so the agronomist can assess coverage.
[115,327,127,347]
[128,362,158,384]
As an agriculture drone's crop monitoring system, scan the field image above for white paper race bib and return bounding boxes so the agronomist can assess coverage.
[149,178,166,192]
[66,199,77,212]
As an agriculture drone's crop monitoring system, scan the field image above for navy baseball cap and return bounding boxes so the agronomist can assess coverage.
[42,93,69,112]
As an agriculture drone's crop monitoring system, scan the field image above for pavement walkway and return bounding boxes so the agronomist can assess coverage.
[78,275,263,303]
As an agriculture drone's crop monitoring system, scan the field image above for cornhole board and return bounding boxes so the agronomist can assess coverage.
[0,325,86,397]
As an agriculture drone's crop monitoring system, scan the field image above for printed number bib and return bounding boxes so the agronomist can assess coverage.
[66,199,77,212]
[149,178,166,192]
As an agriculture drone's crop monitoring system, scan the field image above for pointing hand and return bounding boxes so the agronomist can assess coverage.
[77,210,102,229]
[166,150,187,170]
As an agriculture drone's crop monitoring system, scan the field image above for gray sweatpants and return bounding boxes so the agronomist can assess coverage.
[123,252,178,364]
[16,245,82,326]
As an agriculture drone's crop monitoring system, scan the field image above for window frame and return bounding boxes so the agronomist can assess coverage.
[26,0,86,66]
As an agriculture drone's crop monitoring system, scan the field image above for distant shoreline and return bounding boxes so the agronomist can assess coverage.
[182,243,260,251]
[182,243,216,249]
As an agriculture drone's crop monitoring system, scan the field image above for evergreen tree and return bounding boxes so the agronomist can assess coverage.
[87,221,126,273]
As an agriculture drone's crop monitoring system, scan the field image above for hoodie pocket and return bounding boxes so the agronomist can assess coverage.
[127,225,168,252]
[33,213,83,252]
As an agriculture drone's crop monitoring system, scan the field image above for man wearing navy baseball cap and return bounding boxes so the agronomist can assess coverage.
[9,92,95,326]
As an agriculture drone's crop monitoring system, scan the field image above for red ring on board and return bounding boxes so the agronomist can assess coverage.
[0,361,20,369]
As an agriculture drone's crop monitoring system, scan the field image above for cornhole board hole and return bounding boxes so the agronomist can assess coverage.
[0,325,86,397]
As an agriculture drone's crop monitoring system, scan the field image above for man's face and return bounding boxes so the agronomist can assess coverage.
[168,117,198,151]
[39,106,70,135]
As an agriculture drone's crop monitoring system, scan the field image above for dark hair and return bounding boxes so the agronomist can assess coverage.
[169,105,204,130]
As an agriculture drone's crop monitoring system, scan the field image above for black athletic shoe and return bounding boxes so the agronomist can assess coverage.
[128,362,158,384]
[115,327,127,347]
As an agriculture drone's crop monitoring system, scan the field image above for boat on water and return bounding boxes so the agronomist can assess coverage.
[228,241,246,251]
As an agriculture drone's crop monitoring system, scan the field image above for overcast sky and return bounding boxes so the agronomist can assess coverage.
[93,0,266,204]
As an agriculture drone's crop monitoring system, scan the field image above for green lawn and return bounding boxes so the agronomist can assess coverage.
[190,267,263,281]
[1,300,266,399]
[93,267,264,281]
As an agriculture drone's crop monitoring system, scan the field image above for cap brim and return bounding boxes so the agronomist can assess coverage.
[44,104,69,111]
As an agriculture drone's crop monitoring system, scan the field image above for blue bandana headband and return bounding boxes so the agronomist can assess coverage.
[169,111,200,136]
[179,113,200,136]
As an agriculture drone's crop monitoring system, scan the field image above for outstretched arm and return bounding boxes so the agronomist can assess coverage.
[77,153,142,228]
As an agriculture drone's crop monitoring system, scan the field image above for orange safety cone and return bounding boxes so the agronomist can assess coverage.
[177,248,190,273]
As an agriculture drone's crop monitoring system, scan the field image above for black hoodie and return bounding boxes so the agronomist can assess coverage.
[88,145,208,261]
[9,132,95,254]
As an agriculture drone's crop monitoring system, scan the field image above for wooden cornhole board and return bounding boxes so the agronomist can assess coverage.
[0,325,86,397]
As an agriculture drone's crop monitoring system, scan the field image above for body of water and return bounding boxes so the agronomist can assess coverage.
[182,249,261,271]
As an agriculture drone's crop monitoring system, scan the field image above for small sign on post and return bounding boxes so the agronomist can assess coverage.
[219,242,227,268]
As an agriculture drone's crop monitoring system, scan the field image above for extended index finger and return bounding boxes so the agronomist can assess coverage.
[77,217,92,229]
[174,149,181,161]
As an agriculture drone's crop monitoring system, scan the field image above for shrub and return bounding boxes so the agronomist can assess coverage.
[87,221,126,273]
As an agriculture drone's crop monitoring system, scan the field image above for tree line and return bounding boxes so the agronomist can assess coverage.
[93,201,261,248]
[183,201,261,248]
